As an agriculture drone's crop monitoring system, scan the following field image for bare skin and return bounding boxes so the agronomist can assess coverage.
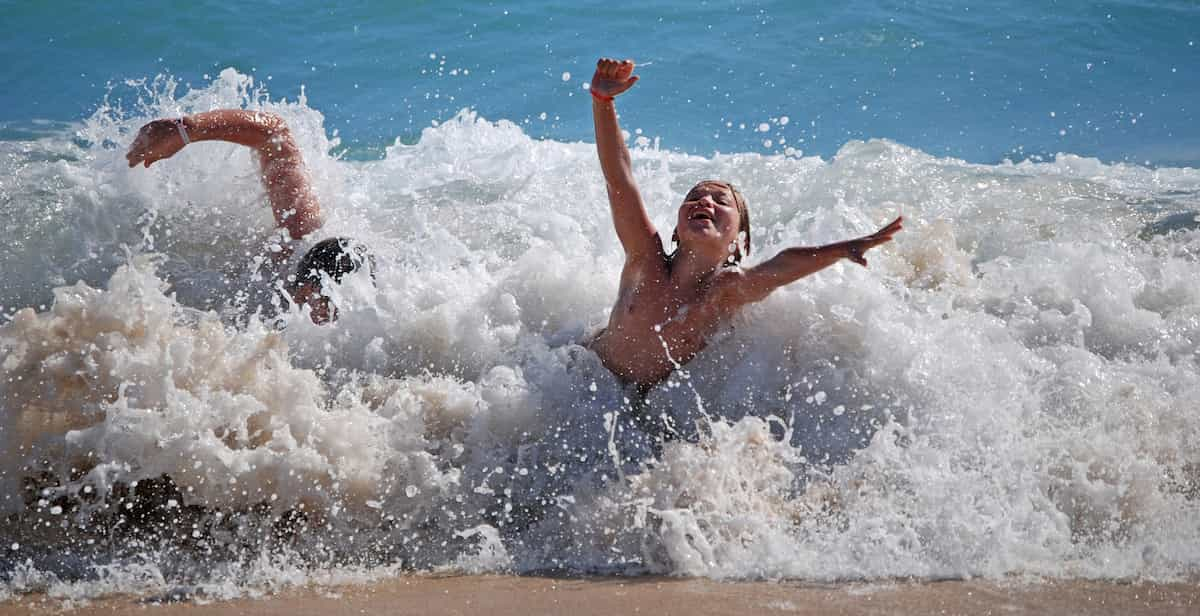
[125,110,333,323]
[586,58,903,390]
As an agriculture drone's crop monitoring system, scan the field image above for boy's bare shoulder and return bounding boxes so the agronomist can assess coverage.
[707,265,749,296]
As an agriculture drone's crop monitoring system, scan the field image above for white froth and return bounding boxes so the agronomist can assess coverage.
[3,70,1200,599]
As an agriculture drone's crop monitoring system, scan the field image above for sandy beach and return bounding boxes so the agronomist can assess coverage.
[3,575,1198,616]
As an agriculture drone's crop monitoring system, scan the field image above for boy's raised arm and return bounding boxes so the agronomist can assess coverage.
[591,58,659,260]
[730,216,903,305]
[126,110,323,241]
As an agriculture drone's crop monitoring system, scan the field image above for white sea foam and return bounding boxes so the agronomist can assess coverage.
[2,70,1200,599]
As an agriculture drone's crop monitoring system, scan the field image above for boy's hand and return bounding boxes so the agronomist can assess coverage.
[591,58,639,99]
[844,216,903,266]
[126,119,187,168]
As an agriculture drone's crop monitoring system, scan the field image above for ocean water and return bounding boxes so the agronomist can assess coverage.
[3,1,1199,164]
[3,0,1200,603]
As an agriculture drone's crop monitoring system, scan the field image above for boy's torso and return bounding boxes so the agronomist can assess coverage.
[591,255,740,385]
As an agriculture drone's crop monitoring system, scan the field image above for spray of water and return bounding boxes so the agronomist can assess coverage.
[2,70,1199,600]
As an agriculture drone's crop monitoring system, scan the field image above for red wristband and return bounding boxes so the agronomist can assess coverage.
[590,90,613,102]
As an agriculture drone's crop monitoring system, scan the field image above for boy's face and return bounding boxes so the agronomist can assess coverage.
[675,182,742,256]
[290,282,335,324]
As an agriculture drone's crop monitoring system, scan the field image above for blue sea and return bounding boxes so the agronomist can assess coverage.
[2,0,1200,603]
[3,1,1198,164]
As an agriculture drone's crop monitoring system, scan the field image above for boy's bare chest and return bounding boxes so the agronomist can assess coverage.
[612,275,717,337]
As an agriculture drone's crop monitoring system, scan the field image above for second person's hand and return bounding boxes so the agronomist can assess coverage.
[126,118,188,168]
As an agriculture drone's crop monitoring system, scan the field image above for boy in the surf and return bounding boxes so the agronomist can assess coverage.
[587,58,902,394]
[125,110,372,324]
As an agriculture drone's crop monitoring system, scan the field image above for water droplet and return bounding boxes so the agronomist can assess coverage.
[561,71,571,81]
[406,485,419,498]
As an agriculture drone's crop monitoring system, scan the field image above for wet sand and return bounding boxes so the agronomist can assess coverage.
[3,575,1198,616]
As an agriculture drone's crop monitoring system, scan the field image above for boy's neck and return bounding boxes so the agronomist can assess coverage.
[670,248,731,289]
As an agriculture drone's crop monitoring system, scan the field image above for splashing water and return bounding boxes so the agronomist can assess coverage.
[2,70,1200,600]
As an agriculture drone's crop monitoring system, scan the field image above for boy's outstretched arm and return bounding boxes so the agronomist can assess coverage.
[591,58,658,260]
[126,110,323,241]
[730,216,903,304]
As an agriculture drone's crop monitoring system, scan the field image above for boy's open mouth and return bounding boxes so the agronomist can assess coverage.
[689,210,714,222]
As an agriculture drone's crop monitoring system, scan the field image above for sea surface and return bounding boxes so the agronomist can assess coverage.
[2,0,1200,602]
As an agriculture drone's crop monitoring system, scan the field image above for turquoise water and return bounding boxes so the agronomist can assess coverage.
[3,1,1198,164]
